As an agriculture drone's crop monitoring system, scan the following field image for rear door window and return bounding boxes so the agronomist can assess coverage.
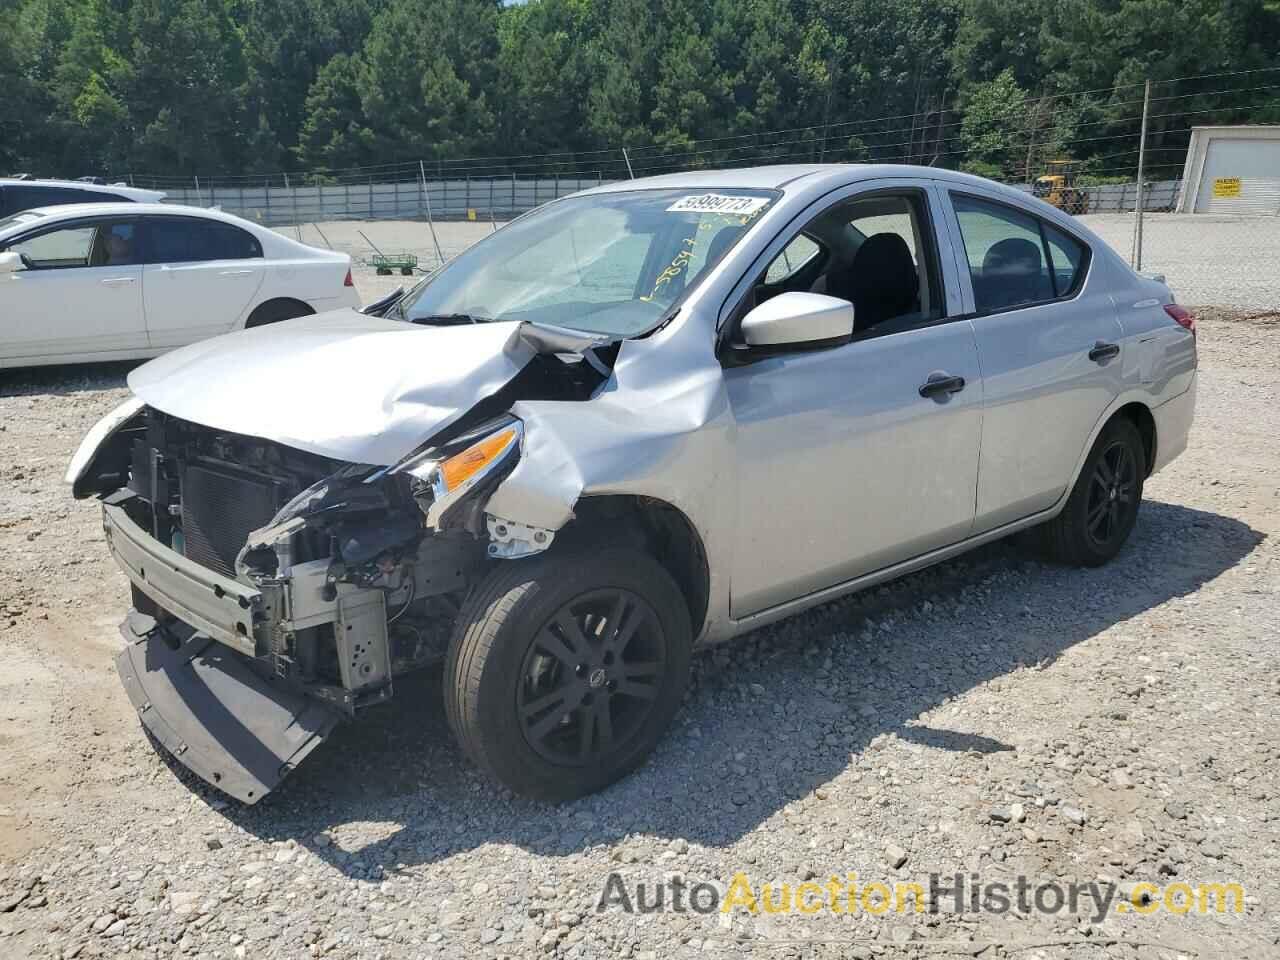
[1042,222,1088,297]
[143,218,263,263]
[952,194,1056,313]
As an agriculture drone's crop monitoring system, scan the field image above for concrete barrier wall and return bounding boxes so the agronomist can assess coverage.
[1009,180,1182,213]
[162,176,1181,225]
[162,177,620,226]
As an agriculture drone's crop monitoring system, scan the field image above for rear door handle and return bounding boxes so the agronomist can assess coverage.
[100,277,136,286]
[918,373,966,399]
[1088,341,1121,362]
[218,269,254,278]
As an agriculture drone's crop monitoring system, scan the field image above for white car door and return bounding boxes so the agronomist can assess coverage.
[0,217,146,363]
[140,216,266,348]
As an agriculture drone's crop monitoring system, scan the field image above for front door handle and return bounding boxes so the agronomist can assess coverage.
[918,373,966,399]
[100,277,136,286]
[1089,341,1121,362]
[218,269,254,278]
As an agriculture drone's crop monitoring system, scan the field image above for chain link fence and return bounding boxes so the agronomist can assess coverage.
[273,177,1277,314]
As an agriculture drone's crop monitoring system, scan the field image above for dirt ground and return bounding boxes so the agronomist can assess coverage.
[0,297,1277,959]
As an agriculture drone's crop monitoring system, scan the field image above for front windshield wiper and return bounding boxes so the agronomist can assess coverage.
[408,313,496,326]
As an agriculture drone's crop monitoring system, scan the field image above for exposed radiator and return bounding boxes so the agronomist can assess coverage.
[181,464,280,578]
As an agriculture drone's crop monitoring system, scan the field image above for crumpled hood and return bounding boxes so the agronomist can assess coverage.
[128,310,535,465]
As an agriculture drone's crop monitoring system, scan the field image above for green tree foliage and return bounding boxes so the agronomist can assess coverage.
[6,0,1279,179]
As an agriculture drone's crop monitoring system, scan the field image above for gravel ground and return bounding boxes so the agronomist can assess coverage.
[0,280,1278,959]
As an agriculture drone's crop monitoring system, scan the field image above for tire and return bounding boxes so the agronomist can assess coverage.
[1036,416,1146,566]
[445,547,692,801]
[244,299,314,329]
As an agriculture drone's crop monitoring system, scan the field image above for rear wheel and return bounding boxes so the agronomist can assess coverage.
[445,548,691,801]
[1037,417,1146,566]
[244,299,314,329]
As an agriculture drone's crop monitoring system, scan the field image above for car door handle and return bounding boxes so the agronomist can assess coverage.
[218,269,254,277]
[918,373,966,399]
[100,277,136,286]
[1088,341,1121,362]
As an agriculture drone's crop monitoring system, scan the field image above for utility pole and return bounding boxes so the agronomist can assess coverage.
[1024,95,1044,184]
[622,147,635,180]
[818,59,835,163]
[1132,79,1152,271]
[420,160,445,266]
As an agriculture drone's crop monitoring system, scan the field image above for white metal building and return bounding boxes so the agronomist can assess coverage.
[1176,125,1280,213]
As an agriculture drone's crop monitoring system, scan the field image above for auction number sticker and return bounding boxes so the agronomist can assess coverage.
[668,194,771,215]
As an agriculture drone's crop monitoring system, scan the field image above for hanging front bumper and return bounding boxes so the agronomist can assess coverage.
[116,613,341,804]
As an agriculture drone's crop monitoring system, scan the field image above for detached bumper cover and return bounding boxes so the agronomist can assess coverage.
[116,614,340,804]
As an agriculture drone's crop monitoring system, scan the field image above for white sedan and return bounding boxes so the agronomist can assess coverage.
[0,203,359,368]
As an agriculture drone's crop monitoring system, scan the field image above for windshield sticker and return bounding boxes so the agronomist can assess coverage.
[667,194,771,215]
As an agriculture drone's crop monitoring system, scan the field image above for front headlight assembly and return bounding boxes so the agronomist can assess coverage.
[396,416,524,532]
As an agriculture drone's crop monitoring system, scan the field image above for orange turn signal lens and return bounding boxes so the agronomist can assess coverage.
[438,427,518,491]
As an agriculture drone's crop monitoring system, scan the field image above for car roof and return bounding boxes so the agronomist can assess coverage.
[15,202,259,228]
[0,178,165,201]
[578,162,1031,199]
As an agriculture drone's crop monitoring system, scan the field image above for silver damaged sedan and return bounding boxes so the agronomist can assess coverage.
[68,165,1197,804]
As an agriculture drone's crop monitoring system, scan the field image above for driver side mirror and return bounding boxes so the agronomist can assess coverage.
[0,251,26,275]
[739,291,854,350]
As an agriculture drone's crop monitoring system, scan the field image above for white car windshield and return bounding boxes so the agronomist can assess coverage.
[398,188,778,336]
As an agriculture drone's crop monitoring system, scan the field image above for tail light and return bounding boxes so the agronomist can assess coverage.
[1163,303,1195,338]
[343,268,354,287]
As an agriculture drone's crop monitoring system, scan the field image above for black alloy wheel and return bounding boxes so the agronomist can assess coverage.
[1084,439,1139,549]
[517,588,667,766]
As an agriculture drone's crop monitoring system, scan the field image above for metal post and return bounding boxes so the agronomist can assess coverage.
[1024,96,1042,184]
[194,175,202,206]
[622,147,635,179]
[1132,79,1152,270]
[420,162,445,266]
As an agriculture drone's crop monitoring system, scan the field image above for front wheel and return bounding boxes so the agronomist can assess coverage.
[445,548,692,801]
[1036,417,1146,566]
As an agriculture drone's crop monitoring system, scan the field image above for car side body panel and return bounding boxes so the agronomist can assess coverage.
[0,203,356,366]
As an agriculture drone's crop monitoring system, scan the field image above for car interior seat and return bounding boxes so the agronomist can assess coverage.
[704,224,745,271]
[978,237,1051,310]
[829,232,918,331]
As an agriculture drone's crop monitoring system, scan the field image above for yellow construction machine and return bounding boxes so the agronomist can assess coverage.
[1032,160,1089,214]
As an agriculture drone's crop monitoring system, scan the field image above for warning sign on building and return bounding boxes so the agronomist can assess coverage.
[1212,177,1242,199]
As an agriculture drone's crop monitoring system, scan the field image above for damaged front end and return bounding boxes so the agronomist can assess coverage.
[75,396,566,803]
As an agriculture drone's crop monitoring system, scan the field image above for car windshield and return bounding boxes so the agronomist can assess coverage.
[398,187,778,336]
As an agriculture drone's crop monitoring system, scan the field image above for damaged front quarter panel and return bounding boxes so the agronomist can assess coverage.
[481,315,737,642]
